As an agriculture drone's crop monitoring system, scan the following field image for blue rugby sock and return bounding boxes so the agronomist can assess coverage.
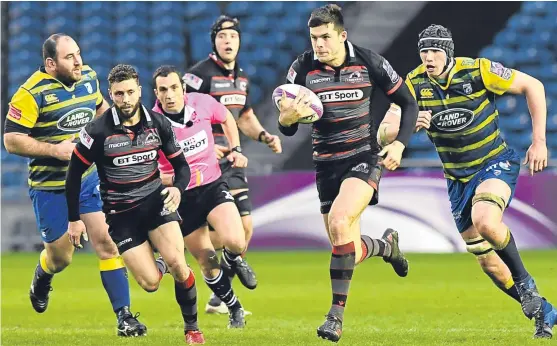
[99,257,130,313]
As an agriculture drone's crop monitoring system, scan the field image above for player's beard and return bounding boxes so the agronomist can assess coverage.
[116,100,141,120]
[54,66,81,86]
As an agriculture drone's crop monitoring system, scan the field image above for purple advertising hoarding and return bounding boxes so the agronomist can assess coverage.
[246,171,557,252]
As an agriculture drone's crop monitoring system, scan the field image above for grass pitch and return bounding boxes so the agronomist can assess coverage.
[2,250,556,345]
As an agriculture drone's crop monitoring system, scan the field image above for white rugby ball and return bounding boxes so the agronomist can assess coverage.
[272,84,324,124]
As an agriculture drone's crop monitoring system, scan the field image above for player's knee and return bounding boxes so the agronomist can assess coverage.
[328,214,351,242]
[472,216,499,238]
[92,236,119,260]
[50,253,73,272]
[138,277,160,293]
[224,237,246,254]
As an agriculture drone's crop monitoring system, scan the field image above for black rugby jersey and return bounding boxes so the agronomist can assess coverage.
[280,41,416,162]
[184,53,251,154]
[72,105,187,214]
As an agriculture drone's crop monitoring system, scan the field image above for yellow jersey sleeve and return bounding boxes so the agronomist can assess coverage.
[479,58,516,95]
[95,79,104,107]
[405,75,417,100]
[6,87,39,128]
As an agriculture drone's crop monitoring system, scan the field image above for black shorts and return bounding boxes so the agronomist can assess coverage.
[219,161,249,190]
[106,185,182,254]
[315,152,383,214]
[179,178,235,237]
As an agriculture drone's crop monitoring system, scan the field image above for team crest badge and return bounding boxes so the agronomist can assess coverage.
[463,83,472,95]
[85,82,93,94]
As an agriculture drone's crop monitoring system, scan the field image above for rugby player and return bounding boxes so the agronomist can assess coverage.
[3,34,145,336]
[153,65,251,330]
[277,5,419,342]
[184,15,280,314]
[379,24,557,338]
[65,64,199,343]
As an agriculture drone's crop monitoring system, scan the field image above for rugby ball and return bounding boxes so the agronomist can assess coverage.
[272,84,324,124]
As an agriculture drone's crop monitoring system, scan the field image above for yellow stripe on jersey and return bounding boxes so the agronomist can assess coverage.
[29,165,69,173]
[436,129,500,153]
[418,89,487,107]
[442,144,507,169]
[34,120,59,128]
[41,93,98,113]
[28,166,96,188]
[405,77,416,99]
[34,133,79,142]
[29,82,64,95]
[429,110,497,139]
[444,171,477,183]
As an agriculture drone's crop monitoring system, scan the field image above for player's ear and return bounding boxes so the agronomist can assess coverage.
[45,57,55,69]
[340,30,347,43]
[138,85,142,98]
[108,88,113,101]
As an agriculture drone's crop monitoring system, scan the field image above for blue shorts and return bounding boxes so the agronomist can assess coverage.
[447,149,520,233]
[29,172,103,243]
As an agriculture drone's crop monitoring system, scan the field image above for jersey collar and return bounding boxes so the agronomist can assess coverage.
[209,53,240,77]
[111,104,153,130]
[38,66,79,92]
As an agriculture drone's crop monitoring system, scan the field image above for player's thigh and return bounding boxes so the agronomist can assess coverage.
[149,220,187,271]
[471,178,511,230]
[207,201,245,249]
[120,240,159,291]
[80,211,117,259]
[328,177,375,231]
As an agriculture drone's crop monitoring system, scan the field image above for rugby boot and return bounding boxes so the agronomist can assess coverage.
[533,298,557,339]
[29,264,53,313]
[223,255,257,290]
[228,306,246,328]
[516,277,543,319]
[117,306,147,337]
[382,228,409,277]
[317,314,343,342]
[185,329,206,344]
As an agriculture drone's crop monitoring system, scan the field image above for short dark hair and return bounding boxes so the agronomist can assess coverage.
[152,65,182,88]
[308,4,344,32]
[108,64,139,87]
[42,33,70,62]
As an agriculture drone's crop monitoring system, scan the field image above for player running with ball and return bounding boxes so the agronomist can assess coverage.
[277,4,418,342]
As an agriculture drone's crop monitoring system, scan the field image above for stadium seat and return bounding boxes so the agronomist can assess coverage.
[45,2,78,18]
[9,1,42,20]
[184,2,221,20]
[225,2,251,18]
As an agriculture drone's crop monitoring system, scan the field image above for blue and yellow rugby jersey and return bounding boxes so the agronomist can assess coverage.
[5,65,103,190]
[405,57,516,182]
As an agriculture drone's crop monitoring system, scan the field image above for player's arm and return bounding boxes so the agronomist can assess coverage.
[95,79,110,117]
[158,115,191,194]
[377,104,402,147]
[277,58,308,136]
[183,69,210,94]
[66,124,100,248]
[480,58,548,174]
[3,88,74,160]
[238,108,282,153]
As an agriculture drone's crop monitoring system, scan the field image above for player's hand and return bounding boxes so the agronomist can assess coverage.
[263,132,282,153]
[227,151,248,168]
[415,110,432,132]
[523,139,548,176]
[214,144,230,160]
[278,90,314,126]
[379,140,405,171]
[68,220,88,250]
[161,187,181,213]
[54,139,77,161]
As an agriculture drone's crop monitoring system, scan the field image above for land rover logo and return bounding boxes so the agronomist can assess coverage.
[431,108,474,132]
[57,107,94,131]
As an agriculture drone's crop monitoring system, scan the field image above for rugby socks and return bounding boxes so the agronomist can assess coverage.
[99,257,131,312]
[358,235,392,264]
[155,257,169,281]
[497,277,521,303]
[204,269,242,311]
[328,242,356,320]
[221,248,240,281]
[175,268,198,331]
[36,249,54,284]
[493,229,530,284]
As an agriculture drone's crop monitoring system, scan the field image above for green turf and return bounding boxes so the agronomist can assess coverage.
[2,250,557,345]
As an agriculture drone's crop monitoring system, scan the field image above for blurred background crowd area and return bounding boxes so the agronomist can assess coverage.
[2,1,557,201]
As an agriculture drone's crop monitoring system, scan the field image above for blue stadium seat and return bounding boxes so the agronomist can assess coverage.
[189,36,213,63]
[547,114,557,132]
[115,17,150,33]
[9,16,39,36]
[185,18,215,37]
[44,18,78,37]
[9,1,42,20]
[151,19,186,36]
[152,33,186,51]
[152,48,187,67]
[249,84,263,105]
[152,2,186,14]
[225,2,251,17]
[521,1,553,16]
[9,34,42,52]
[498,112,531,132]
[46,2,79,18]
[407,131,431,151]
[81,2,115,15]
[116,2,150,17]
[260,2,286,15]
[81,16,111,35]
[185,2,221,20]
[243,17,269,33]
[507,14,535,33]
